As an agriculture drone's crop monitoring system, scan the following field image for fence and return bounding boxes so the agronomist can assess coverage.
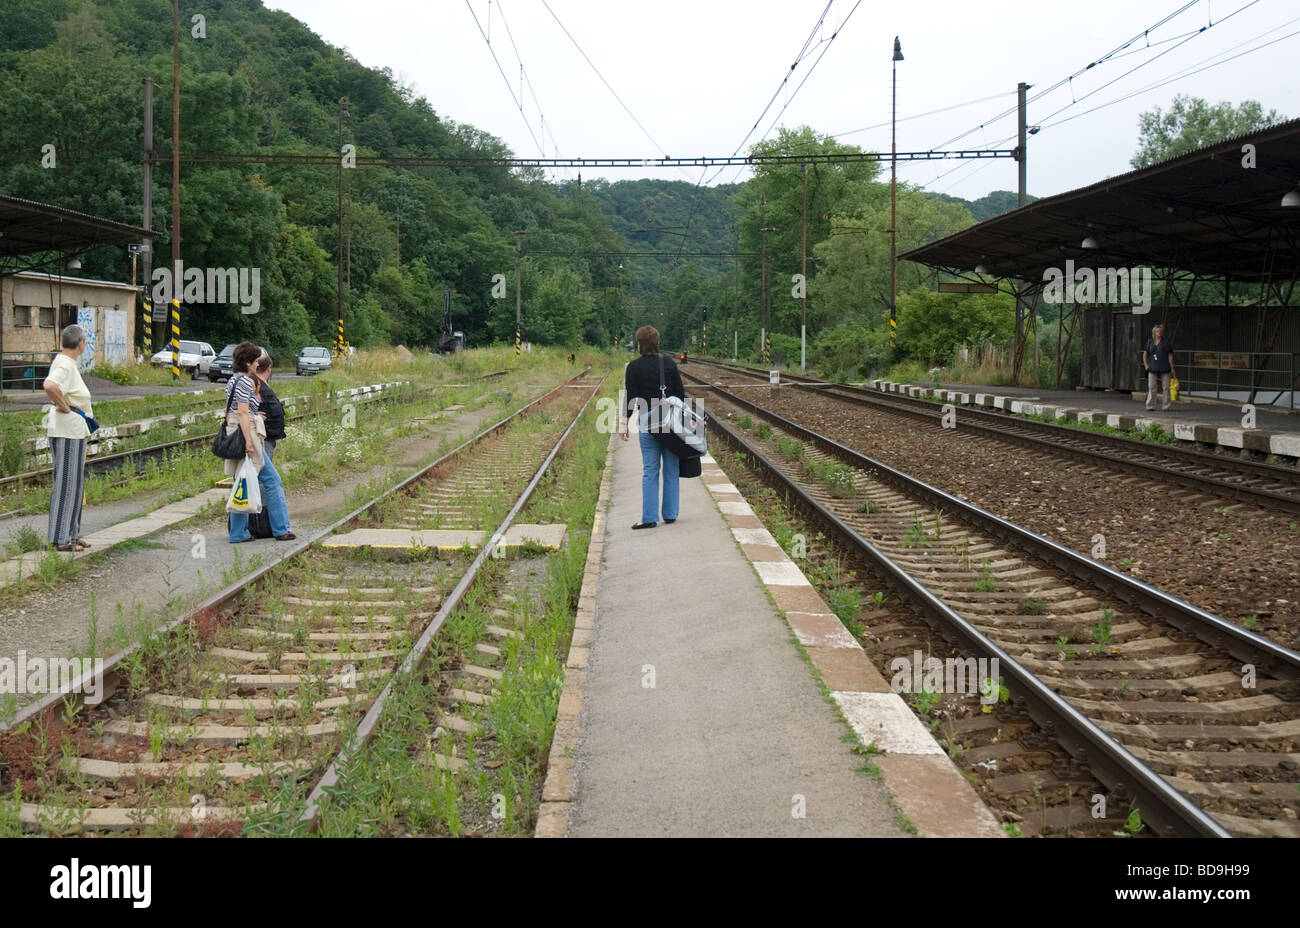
[1171,349,1296,410]
[0,352,54,391]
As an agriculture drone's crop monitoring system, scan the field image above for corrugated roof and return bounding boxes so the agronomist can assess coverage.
[0,194,152,260]
[901,118,1300,282]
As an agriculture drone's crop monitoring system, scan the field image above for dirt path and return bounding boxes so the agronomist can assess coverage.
[0,390,546,672]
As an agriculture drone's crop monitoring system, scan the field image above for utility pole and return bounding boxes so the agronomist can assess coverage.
[1013,80,1030,383]
[702,306,707,355]
[759,195,776,365]
[336,97,349,356]
[890,36,903,353]
[170,0,181,380]
[514,230,524,357]
[141,77,154,358]
[801,162,808,371]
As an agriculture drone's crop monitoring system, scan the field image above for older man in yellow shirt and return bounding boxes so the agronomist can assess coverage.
[42,324,94,551]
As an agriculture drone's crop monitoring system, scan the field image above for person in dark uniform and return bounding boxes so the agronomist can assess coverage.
[1142,324,1177,411]
[254,352,286,456]
[619,324,685,530]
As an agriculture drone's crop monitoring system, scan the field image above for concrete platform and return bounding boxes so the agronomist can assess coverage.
[322,523,567,551]
[544,427,1001,838]
[870,379,1300,460]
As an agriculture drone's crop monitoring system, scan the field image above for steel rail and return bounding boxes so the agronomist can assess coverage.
[300,376,602,829]
[701,393,1234,837]
[692,357,1300,516]
[3,373,589,733]
[691,374,1300,679]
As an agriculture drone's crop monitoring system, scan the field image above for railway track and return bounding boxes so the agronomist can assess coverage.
[1,370,511,495]
[689,372,1300,838]
[691,357,1300,517]
[1,371,599,834]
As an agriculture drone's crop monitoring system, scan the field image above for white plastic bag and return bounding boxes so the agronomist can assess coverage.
[226,457,264,514]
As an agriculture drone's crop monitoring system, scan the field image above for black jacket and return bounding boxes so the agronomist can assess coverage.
[625,353,685,416]
[259,380,286,441]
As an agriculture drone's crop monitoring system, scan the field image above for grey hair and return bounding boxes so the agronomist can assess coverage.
[61,324,86,349]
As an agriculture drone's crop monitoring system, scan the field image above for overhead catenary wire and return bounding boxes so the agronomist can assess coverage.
[929,0,1207,151]
[464,0,546,159]
[539,0,692,181]
[493,0,566,175]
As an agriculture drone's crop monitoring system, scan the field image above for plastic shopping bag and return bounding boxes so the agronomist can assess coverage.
[226,457,264,514]
[1169,376,1180,402]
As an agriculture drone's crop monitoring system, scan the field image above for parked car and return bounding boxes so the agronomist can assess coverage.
[208,343,268,382]
[207,344,237,382]
[150,340,215,379]
[296,346,333,376]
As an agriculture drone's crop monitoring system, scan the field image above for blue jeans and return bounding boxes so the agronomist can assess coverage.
[638,426,680,524]
[228,445,291,541]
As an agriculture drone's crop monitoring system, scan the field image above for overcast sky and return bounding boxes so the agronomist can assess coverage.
[262,0,1298,201]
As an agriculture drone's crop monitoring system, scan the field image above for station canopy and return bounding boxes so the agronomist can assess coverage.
[0,194,152,271]
[901,118,1300,283]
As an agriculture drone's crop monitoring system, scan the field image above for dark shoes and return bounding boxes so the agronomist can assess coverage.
[632,522,657,530]
[664,518,676,524]
[276,532,297,541]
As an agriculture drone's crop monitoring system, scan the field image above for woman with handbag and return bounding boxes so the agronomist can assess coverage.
[222,342,295,543]
[619,325,685,530]
[42,324,95,551]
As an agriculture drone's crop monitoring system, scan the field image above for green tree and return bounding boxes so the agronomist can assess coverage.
[812,187,973,331]
[895,287,1015,366]
[1131,95,1283,168]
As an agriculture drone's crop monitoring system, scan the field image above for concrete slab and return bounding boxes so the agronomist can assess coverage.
[566,426,906,838]
[832,691,946,755]
[322,523,567,551]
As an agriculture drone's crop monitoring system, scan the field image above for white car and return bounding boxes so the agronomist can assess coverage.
[150,340,216,379]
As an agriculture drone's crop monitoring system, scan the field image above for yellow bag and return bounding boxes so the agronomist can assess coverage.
[1169,377,1180,402]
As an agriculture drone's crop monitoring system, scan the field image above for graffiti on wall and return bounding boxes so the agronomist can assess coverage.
[76,307,97,372]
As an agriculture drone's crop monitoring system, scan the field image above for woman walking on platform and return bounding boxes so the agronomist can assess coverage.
[619,325,685,530]
[42,325,94,551]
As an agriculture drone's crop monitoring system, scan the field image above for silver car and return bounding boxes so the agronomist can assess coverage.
[296,346,333,375]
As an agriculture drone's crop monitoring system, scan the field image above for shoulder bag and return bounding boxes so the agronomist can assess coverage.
[649,353,707,463]
[212,377,247,459]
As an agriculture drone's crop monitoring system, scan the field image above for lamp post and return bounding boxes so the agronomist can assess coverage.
[336,96,349,356]
[890,36,903,352]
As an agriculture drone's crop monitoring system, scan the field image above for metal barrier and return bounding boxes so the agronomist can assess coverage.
[0,352,54,391]
[1171,349,1296,410]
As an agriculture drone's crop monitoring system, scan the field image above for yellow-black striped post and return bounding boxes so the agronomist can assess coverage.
[336,317,344,356]
[515,327,521,357]
[762,333,770,364]
[889,314,897,348]
[170,299,181,380]
[141,296,152,357]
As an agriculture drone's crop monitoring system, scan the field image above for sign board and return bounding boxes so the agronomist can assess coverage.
[938,282,999,294]
[1191,352,1250,370]
[769,370,780,384]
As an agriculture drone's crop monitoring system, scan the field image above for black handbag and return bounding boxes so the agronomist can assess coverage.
[211,380,247,459]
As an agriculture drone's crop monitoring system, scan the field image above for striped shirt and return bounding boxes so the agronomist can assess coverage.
[225,372,259,414]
